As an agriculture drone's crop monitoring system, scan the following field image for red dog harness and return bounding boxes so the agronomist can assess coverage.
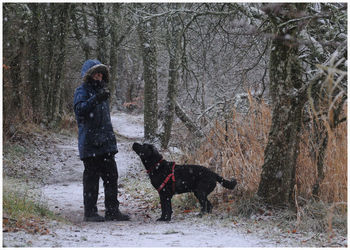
[147,159,176,193]
[157,162,176,193]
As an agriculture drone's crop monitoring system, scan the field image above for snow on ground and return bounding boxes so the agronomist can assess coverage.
[111,111,144,139]
[3,218,280,248]
[3,111,288,247]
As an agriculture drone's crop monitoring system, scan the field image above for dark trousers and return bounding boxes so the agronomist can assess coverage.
[83,155,119,217]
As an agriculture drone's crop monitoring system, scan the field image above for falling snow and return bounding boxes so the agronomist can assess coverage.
[2,111,326,247]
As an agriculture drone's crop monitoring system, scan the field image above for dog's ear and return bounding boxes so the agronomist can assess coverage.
[144,143,157,155]
[150,144,163,158]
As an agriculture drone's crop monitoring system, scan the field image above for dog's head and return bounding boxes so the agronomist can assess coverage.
[132,142,163,167]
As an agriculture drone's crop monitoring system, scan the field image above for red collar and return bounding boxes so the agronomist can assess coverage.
[146,159,164,174]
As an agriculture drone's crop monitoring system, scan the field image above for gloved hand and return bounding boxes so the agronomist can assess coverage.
[95,88,110,103]
[91,79,106,88]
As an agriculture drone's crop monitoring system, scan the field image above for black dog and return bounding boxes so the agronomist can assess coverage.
[132,142,237,221]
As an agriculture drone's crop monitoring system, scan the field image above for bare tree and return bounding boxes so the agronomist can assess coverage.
[161,8,182,148]
[94,3,108,63]
[137,4,159,142]
[71,4,92,60]
[256,4,308,206]
[48,4,72,121]
[257,3,347,206]
[27,3,43,122]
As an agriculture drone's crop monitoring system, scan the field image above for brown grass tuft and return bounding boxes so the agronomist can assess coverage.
[183,93,347,206]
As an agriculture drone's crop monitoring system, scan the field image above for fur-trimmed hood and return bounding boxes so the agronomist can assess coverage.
[81,59,109,83]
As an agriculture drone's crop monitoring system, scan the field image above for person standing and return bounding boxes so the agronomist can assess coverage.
[74,59,130,222]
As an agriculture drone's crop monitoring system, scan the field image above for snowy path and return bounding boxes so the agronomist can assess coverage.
[3,112,283,247]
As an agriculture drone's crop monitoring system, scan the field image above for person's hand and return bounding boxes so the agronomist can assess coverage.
[95,88,110,102]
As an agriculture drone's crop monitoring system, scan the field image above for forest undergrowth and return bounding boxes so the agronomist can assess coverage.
[175,93,347,240]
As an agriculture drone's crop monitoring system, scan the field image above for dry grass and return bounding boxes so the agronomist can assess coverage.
[179,94,347,237]
[182,92,347,208]
[321,122,347,204]
[297,116,347,204]
[182,92,271,200]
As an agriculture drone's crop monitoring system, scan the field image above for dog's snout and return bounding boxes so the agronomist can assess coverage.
[132,142,141,152]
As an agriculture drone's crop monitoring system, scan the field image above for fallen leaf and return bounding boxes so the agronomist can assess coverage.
[3,218,9,225]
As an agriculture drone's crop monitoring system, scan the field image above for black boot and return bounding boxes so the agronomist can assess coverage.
[105,210,130,221]
[84,213,105,222]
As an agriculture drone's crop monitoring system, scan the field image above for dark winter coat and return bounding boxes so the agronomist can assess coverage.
[74,59,118,160]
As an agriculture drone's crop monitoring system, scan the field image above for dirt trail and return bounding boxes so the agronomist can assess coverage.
[3,112,285,247]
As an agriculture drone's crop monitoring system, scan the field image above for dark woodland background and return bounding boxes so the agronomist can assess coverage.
[3,3,347,213]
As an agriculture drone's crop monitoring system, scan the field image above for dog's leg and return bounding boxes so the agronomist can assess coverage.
[157,193,172,221]
[194,191,212,214]
[205,198,212,213]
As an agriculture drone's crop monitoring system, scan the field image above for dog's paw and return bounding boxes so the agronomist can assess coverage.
[196,212,203,218]
[156,217,171,222]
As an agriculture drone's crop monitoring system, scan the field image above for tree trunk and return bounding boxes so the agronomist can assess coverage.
[27,3,43,122]
[257,3,307,206]
[82,4,91,60]
[95,3,108,63]
[9,40,23,117]
[50,4,71,121]
[138,12,159,142]
[71,5,91,61]
[161,13,182,149]
[42,4,56,122]
[108,4,123,107]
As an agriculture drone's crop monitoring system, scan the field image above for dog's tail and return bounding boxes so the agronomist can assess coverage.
[216,175,237,190]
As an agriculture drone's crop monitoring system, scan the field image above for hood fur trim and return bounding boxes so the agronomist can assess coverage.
[83,63,110,83]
